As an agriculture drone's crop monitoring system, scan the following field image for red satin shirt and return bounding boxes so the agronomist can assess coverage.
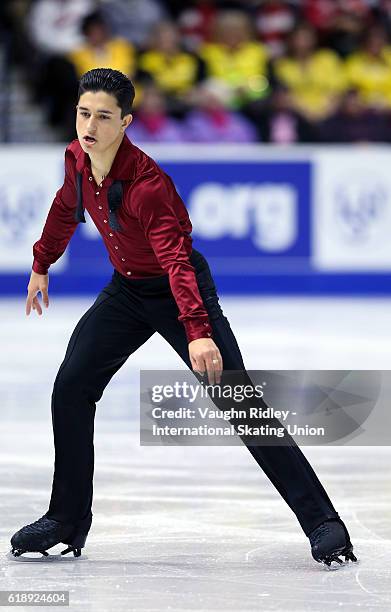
[32,134,213,343]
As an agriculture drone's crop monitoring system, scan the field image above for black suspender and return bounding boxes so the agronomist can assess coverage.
[75,172,123,232]
[107,180,123,232]
[75,172,85,224]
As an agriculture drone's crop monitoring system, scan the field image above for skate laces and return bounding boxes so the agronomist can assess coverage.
[309,520,338,547]
[22,515,61,536]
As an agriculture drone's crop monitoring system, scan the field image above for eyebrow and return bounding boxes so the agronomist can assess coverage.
[78,106,113,114]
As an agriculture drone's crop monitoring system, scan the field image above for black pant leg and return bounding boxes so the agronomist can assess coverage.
[150,251,340,536]
[47,277,155,524]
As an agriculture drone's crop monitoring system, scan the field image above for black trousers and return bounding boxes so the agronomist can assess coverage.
[47,249,340,536]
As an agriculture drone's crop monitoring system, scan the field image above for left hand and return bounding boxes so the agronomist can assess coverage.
[188,338,223,385]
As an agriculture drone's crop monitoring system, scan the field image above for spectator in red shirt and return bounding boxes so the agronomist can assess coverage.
[254,0,299,58]
[177,0,218,51]
[303,0,371,56]
[9,68,356,571]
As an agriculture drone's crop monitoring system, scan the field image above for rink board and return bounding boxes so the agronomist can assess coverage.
[1,144,391,295]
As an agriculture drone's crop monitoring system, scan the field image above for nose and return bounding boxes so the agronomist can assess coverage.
[86,116,97,133]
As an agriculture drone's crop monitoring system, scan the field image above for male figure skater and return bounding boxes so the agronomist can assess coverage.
[10,68,357,567]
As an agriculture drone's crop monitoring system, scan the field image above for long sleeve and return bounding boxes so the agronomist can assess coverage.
[133,171,213,343]
[32,150,79,275]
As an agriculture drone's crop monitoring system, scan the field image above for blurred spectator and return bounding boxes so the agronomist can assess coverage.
[99,0,166,49]
[26,0,95,141]
[68,10,135,78]
[200,10,270,108]
[28,0,93,56]
[303,0,371,48]
[303,0,371,58]
[345,25,391,109]
[254,1,299,58]
[183,79,257,142]
[377,0,391,40]
[126,83,184,143]
[318,89,390,142]
[138,21,206,114]
[176,0,218,51]
[0,0,35,67]
[255,85,316,143]
[272,23,347,120]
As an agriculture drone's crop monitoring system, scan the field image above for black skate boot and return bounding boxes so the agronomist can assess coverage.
[10,512,92,559]
[309,518,358,567]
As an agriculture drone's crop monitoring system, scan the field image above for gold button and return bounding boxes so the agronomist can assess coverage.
[109,232,113,237]
[121,257,125,261]
[103,219,107,223]
[114,245,118,250]
[89,176,93,181]
[98,206,102,210]
[126,271,132,276]
[96,192,99,196]
[203,322,208,326]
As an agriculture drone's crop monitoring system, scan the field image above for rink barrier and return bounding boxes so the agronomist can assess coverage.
[1,144,391,295]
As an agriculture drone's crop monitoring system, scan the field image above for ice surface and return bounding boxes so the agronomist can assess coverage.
[0,296,390,611]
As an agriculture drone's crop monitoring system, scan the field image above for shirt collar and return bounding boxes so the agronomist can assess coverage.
[75,133,137,181]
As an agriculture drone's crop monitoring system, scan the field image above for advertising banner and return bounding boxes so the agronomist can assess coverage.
[1,144,391,295]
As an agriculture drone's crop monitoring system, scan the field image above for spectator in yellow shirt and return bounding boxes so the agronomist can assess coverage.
[272,23,347,120]
[137,21,206,114]
[345,25,391,109]
[200,10,270,108]
[68,11,135,79]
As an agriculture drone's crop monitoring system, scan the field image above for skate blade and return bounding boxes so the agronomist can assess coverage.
[6,550,87,563]
[321,548,359,570]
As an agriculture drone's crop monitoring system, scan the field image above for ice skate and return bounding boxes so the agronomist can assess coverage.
[10,512,92,560]
[309,518,358,568]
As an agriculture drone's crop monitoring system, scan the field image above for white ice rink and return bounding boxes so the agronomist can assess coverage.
[0,296,390,611]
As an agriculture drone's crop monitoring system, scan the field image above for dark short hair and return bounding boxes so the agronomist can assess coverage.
[78,68,135,117]
[81,10,107,37]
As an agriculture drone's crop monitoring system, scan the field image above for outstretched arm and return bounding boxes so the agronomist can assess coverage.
[28,149,79,315]
[32,150,79,275]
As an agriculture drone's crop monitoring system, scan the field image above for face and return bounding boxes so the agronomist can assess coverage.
[366,30,387,56]
[291,27,316,56]
[156,23,179,53]
[76,90,132,155]
[142,86,166,114]
[85,23,108,46]
[217,16,251,48]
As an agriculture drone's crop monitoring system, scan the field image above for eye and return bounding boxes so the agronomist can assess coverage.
[100,115,110,120]
[80,111,90,118]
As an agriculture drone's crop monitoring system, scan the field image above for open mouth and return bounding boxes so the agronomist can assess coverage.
[83,135,97,144]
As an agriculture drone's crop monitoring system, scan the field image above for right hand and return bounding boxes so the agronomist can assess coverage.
[26,271,49,316]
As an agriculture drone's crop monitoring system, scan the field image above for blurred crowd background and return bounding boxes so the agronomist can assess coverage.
[1,0,391,144]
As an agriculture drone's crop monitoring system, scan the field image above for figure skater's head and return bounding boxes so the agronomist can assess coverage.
[76,68,134,154]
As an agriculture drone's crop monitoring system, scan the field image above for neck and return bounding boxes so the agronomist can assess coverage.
[88,133,124,179]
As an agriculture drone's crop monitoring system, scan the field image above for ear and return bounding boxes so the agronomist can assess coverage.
[122,113,133,131]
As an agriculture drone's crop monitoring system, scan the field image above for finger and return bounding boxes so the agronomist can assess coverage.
[190,355,200,375]
[33,295,42,316]
[194,356,206,377]
[26,295,32,317]
[41,288,49,309]
[209,353,223,385]
[206,357,217,386]
[26,293,34,316]
[213,355,223,384]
